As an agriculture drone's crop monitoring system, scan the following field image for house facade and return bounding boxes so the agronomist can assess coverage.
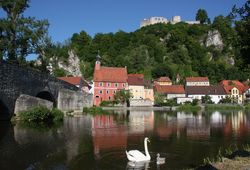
[220,80,245,104]
[186,86,227,104]
[128,74,154,106]
[128,74,145,100]
[93,57,128,106]
[186,77,210,86]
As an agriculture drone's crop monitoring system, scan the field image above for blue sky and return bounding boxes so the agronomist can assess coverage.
[18,0,245,43]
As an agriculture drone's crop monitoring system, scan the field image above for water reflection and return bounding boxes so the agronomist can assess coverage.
[126,161,149,170]
[0,110,250,170]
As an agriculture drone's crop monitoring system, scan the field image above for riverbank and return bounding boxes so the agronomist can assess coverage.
[101,104,250,112]
[212,157,250,170]
[196,149,250,170]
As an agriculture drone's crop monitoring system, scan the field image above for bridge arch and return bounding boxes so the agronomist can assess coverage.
[0,100,10,119]
[36,91,56,107]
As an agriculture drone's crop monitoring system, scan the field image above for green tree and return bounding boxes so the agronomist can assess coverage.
[219,96,232,104]
[196,9,209,24]
[114,90,133,107]
[0,0,49,63]
[231,1,250,66]
[201,95,214,104]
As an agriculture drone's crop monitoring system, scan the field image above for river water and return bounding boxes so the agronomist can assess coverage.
[0,110,250,170]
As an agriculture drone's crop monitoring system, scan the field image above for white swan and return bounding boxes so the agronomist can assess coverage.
[126,137,151,162]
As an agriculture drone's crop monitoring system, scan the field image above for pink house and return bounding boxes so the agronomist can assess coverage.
[93,57,128,106]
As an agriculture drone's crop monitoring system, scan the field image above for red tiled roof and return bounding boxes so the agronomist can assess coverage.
[186,77,209,82]
[155,85,185,94]
[220,80,246,94]
[128,74,144,86]
[58,77,82,85]
[157,77,171,82]
[94,66,128,83]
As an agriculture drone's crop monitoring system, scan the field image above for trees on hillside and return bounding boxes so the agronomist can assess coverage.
[196,9,210,24]
[231,1,250,66]
[0,0,50,63]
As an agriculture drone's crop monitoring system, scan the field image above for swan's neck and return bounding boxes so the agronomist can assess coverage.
[144,139,150,158]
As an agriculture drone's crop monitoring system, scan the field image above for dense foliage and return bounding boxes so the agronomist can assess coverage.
[0,0,50,65]
[44,2,250,83]
[1,1,249,84]
[19,106,64,123]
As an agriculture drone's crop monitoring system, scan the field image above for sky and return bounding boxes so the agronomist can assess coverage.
[15,0,245,43]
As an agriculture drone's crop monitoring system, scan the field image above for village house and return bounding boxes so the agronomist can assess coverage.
[185,85,227,104]
[154,76,172,86]
[93,55,128,106]
[185,77,210,86]
[57,76,91,93]
[244,86,250,102]
[220,80,246,104]
[128,74,145,100]
[154,85,185,100]
[128,74,154,106]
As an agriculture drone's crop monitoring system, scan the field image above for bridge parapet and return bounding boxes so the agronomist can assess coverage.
[0,63,79,120]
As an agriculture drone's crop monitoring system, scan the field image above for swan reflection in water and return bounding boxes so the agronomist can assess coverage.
[126,161,149,170]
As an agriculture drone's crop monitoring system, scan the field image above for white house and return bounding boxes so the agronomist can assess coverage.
[186,86,227,104]
[186,77,210,86]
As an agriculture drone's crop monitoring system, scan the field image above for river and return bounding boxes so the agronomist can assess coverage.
[0,109,250,170]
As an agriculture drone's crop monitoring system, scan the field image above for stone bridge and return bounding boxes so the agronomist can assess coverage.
[0,62,84,120]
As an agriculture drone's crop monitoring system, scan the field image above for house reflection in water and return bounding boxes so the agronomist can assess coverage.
[91,115,127,159]
[155,111,211,139]
[91,109,155,159]
[127,110,154,135]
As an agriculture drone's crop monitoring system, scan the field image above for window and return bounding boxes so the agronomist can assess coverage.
[99,90,102,94]
[96,96,99,98]
[107,83,110,87]
[108,96,111,100]
[115,83,118,87]
[122,83,125,87]
[113,90,116,94]
[99,82,103,86]
[107,90,109,94]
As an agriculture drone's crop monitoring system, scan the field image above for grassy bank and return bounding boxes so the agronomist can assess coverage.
[83,107,111,115]
[196,145,250,170]
[177,104,201,112]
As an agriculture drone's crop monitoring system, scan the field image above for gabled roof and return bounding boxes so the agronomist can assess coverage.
[94,66,128,83]
[128,74,144,86]
[157,77,171,82]
[220,80,246,94]
[58,76,90,88]
[58,76,82,85]
[155,85,185,94]
[186,86,226,95]
[186,77,209,82]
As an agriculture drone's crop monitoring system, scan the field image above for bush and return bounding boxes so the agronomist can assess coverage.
[19,106,64,123]
[177,104,201,111]
[83,106,109,115]
[100,100,115,106]
[51,108,64,122]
